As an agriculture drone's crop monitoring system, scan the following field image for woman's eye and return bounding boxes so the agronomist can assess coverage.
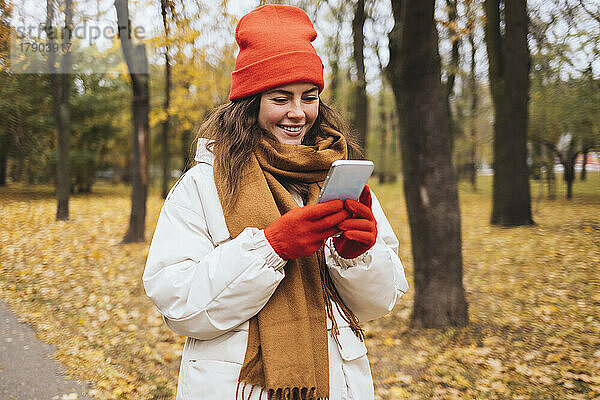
[303,96,318,102]
[273,98,287,103]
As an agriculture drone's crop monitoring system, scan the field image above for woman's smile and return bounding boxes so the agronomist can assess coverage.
[278,124,304,136]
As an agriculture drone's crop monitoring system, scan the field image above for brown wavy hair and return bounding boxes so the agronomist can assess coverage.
[192,94,362,211]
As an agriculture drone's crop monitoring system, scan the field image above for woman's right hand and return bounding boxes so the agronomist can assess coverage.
[264,199,349,260]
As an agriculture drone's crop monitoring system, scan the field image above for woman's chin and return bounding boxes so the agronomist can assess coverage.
[272,132,305,145]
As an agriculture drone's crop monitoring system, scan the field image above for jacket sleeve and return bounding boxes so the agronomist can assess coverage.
[324,190,409,322]
[142,168,286,340]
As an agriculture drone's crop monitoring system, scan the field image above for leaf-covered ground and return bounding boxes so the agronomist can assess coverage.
[0,174,598,399]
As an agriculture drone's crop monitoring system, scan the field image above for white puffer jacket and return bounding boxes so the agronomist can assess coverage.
[143,139,409,400]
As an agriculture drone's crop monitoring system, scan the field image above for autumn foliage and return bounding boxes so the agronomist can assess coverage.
[1,174,598,399]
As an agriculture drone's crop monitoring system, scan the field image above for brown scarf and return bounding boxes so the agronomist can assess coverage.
[213,127,363,400]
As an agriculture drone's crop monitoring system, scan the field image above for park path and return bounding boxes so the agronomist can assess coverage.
[0,299,95,400]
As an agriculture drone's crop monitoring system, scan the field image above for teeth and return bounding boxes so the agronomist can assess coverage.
[279,125,302,132]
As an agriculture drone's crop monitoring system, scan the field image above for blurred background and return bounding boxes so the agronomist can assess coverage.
[2,0,597,193]
[0,0,598,399]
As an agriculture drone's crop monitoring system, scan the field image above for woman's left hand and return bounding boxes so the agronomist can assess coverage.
[333,185,378,259]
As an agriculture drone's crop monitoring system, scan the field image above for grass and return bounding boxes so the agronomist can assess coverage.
[0,172,598,399]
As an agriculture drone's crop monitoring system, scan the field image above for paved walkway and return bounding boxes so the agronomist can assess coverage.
[0,300,94,400]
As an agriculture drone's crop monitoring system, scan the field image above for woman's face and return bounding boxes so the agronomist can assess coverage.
[258,83,319,145]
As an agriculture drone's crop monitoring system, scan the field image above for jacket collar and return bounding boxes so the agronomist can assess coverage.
[194,138,215,165]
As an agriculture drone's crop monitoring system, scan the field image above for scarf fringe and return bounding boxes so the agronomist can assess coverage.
[237,382,258,400]
[317,248,365,344]
[235,251,362,400]
[237,382,330,400]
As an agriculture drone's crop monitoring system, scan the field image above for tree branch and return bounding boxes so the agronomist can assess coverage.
[114,0,136,78]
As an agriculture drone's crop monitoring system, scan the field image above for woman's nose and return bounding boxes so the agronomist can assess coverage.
[286,100,304,119]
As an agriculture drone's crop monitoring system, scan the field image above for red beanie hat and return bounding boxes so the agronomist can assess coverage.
[228,5,324,101]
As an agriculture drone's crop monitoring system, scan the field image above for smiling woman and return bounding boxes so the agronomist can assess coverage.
[258,83,320,145]
[142,4,409,400]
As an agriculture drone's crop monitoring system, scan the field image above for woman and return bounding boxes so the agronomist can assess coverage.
[143,4,408,400]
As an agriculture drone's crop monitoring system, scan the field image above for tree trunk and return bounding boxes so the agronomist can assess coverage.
[181,129,192,173]
[484,0,533,226]
[565,170,573,199]
[468,29,478,192]
[375,48,392,184]
[45,0,58,136]
[561,151,578,200]
[57,0,72,220]
[387,108,398,183]
[352,0,368,151]
[390,105,400,183]
[580,150,588,181]
[329,25,341,104]
[445,0,460,138]
[46,0,71,220]
[13,115,24,182]
[15,148,24,183]
[377,90,388,184]
[161,0,171,199]
[388,0,468,328]
[546,165,556,200]
[115,0,150,243]
[0,132,7,185]
[564,159,574,199]
[543,145,556,200]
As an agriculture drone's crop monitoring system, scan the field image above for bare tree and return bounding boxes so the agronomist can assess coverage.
[484,0,534,225]
[115,0,150,243]
[580,147,589,181]
[327,8,343,104]
[374,45,396,184]
[0,0,10,186]
[444,0,461,138]
[160,0,172,199]
[46,0,72,221]
[387,0,468,328]
[466,0,478,191]
[352,0,368,151]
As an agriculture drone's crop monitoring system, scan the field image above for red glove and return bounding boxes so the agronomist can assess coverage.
[333,185,378,259]
[264,199,350,260]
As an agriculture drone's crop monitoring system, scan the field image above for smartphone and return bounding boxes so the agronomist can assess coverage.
[317,160,375,203]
